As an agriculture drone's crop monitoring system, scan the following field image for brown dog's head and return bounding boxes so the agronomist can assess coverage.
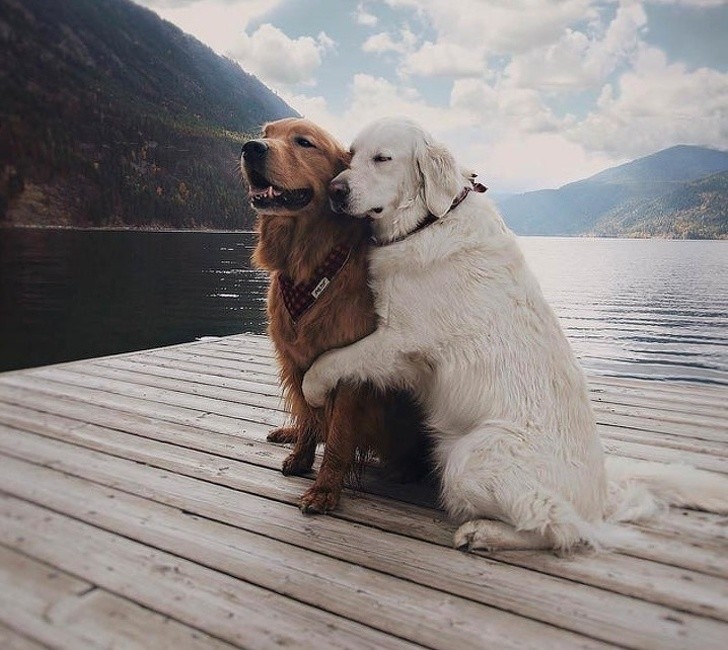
[241,118,350,215]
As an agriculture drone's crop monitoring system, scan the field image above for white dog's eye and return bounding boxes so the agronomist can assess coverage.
[373,154,392,163]
[295,136,316,148]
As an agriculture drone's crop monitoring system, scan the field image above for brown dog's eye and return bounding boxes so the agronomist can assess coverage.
[295,136,316,148]
[373,154,392,163]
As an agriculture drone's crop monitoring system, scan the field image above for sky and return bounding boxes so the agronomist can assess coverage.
[134,0,728,193]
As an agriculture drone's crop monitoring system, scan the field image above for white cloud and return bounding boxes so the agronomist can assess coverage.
[401,41,486,77]
[139,0,728,191]
[229,24,335,86]
[451,79,561,135]
[470,132,618,192]
[281,74,474,144]
[133,0,284,52]
[356,2,379,26]
[646,0,727,6]
[505,2,647,90]
[362,26,417,55]
[569,45,728,157]
[381,0,596,57]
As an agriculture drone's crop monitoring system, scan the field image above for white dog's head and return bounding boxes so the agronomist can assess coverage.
[329,117,469,242]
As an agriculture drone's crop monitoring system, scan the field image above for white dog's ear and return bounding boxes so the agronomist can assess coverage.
[416,138,463,218]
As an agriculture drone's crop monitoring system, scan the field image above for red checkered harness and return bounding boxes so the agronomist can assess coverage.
[278,244,352,322]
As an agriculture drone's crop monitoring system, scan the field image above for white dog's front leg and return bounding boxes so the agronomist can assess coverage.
[302,330,410,407]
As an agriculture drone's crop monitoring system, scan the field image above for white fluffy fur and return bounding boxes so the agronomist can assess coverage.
[303,117,728,552]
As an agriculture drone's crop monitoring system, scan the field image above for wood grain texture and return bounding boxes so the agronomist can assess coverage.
[0,333,726,650]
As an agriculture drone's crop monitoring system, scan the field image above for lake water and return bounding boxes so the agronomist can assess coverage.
[1,229,726,386]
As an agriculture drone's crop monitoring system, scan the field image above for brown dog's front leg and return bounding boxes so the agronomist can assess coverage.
[300,386,359,514]
[281,423,318,476]
[267,426,299,444]
[276,375,322,476]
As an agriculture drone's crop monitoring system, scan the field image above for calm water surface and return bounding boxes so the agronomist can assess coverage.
[1,229,726,385]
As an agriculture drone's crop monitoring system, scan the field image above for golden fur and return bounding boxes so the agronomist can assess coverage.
[242,117,426,512]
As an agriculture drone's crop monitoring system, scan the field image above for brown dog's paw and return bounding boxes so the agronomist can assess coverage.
[281,451,314,476]
[267,427,299,444]
[299,486,340,514]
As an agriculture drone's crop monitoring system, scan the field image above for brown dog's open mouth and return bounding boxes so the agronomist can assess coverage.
[246,167,313,211]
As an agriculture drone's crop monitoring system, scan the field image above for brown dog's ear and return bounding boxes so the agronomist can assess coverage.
[416,137,462,218]
[333,148,352,176]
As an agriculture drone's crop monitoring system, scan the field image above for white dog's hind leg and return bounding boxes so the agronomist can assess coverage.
[440,424,609,552]
[451,482,601,552]
[454,519,553,552]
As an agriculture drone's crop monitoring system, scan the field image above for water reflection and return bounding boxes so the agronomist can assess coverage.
[0,229,268,371]
[1,230,726,385]
[519,237,728,385]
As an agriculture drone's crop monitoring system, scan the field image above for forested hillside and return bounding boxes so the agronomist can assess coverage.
[0,0,297,229]
[498,146,728,239]
[592,171,728,239]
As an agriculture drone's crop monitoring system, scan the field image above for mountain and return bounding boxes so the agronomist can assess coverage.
[498,145,728,238]
[0,0,297,229]
[593,170,728,239]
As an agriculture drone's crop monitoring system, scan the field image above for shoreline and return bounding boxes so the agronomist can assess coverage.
[0,223,256,235]
[1,223,725,240]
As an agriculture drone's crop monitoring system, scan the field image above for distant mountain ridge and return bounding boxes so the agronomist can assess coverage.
[593,170,728,239]
[0,0,297,229]
[498,145,728,239]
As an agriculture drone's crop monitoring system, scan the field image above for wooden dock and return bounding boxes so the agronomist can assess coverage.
[0,333,726,649]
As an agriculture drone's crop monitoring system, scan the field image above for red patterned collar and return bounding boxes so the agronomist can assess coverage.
[278,244,352,322]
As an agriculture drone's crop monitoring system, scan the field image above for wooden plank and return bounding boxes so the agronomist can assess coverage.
[0,496,422,650]
[589,388,728,420]
[213,335,728,417]
[0,623,48,650]
[87,358,726,446]
[1,371,725,542]
[592,409,727,443]
[0,384,725,564]
[592,400,727,432]
[2,427,727,646]
[56,361,286,412]
[1,452,722,650]
[7,362,728,457]
[122,348,278,381]
[3,370,726,468]
[208,336,728,399]
[151,347,280,380]
[587,374,728,402]
[23,362,728,476]
[0,456,612,650]
[1,391,725,552]
[23,366,286,425]
[95,355,728,436]
[0,372,287,430]
[600,437,728,474]
[0,377,286,445]
[597,424,728,457]
[0,545,237,650]
[98,355,283,397]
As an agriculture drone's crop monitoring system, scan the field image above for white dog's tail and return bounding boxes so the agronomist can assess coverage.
[604,456,728,523]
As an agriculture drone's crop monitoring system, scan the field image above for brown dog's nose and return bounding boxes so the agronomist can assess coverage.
[242,139,268,162]
[329,178,350,202]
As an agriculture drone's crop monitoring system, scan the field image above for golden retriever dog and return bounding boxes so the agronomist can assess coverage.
[303,117,728,550]
[241,117,426,513]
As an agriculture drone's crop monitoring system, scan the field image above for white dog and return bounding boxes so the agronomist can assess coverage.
[303,117,728,552]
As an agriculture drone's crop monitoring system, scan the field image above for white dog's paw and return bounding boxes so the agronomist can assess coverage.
[455,519,553,553]
[302,362,332,408]
[454,520,490,552]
